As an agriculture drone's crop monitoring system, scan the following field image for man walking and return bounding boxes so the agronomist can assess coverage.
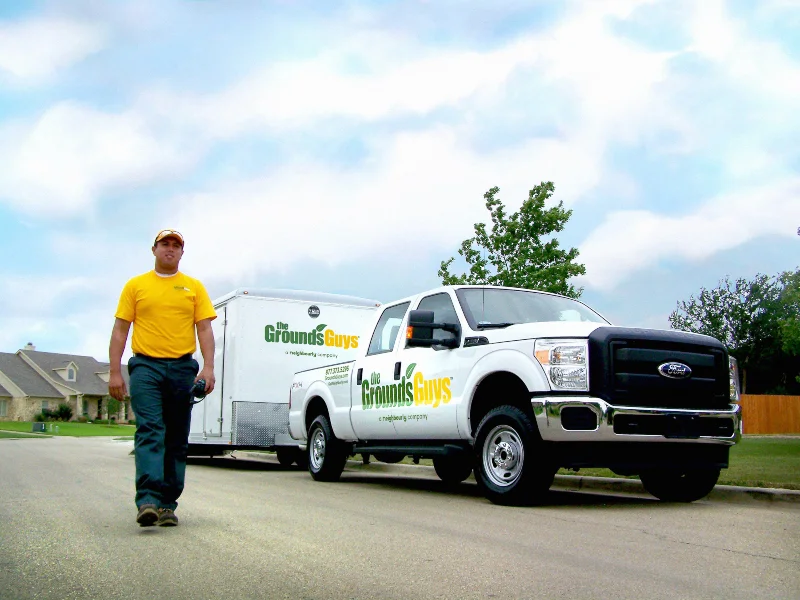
[108,229,216,527]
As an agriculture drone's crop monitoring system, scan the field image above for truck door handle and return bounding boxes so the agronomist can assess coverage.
[357,368,363,385]
[394,362,401,381]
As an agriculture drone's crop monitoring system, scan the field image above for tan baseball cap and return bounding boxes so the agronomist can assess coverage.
[154,229,184,247]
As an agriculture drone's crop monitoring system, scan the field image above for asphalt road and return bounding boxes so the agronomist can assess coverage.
[1,437,798,600]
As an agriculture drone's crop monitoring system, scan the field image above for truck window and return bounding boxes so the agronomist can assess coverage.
[367,302,411,356]
[416,293,460,344]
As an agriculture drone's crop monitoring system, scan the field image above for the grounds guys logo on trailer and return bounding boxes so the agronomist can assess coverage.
[361,363,452,409]
[264,321,359,349]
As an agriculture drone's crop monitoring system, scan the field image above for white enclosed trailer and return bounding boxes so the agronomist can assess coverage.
[188,288,380,464]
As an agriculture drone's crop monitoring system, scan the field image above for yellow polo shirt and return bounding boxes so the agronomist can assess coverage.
[115,271,216,358]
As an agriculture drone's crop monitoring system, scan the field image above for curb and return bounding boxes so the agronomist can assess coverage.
[239,451,800,504]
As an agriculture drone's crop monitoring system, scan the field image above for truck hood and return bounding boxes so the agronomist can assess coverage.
[471,321,605,344]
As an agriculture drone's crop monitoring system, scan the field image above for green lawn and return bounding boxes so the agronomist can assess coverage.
[0,421,136,437]
[556,436,800,491]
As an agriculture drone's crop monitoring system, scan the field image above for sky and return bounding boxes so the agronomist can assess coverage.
[1,0,798,363]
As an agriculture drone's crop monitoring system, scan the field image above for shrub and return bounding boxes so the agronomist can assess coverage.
[35,408,54,422]
[77,415,88,423]
[128,419,136,426]
[53,403,73,421]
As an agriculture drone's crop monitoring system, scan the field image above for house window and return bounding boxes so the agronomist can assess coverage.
[41,400,49,411]
[67,368,75,381]
[0,400,7,417]
[97,398,103,418]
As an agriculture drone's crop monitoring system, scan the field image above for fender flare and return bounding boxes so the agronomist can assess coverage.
[457,348,550,438]
[293,379,336,441]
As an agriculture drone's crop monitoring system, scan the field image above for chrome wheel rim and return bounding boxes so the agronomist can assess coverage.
[482,425,524,487]
[310,427,326,470]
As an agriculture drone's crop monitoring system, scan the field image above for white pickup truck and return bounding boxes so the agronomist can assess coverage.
[288,285,741,505]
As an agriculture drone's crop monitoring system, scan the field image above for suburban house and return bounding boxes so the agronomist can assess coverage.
[0,344,131,422]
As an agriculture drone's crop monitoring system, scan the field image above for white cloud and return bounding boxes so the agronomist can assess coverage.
[0,0,675,218]
[0,16,106,83]
[0,102,201,215]
[0,275,97,316]
[579,177,800,291]
[163,126,604,282]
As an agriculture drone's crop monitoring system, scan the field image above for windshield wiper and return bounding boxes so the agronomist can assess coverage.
[475,322,516,329]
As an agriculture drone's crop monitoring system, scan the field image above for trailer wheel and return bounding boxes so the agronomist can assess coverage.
[639,468,721,502]
[474,405,554,506]
[276,447,296,468]
[308,415,347,482]
[294,450,308,470]
[433,455,473,485]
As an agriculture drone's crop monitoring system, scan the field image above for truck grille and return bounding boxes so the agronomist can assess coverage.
[588,327,730,410]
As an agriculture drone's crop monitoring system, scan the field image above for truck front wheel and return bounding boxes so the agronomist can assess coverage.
[308,415,347,482]
[433,455,473,485]
[474,405,554,506]
[639,468,721,502]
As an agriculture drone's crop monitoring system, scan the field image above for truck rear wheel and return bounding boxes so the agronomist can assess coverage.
[308,415,347,482]
[639,468,721,502]
[433,455,473,485]
[474,405,554,506]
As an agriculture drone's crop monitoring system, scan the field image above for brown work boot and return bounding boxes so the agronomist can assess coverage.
[157,508,179,527]
[136,504,159,527]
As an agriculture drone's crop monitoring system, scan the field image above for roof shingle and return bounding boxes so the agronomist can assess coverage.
[0,353,63,398]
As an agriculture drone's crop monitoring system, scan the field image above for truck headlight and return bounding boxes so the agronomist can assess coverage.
[534,339,589,391]
[729,356,740,402]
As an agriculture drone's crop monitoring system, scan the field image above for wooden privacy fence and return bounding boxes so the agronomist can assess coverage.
[740,394,800,434]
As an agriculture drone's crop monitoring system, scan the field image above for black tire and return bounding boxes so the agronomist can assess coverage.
[307,415,347,482]
[433,455,473,485]
[474,405,554,506]
[295,450,309,470]
[276,447,296,467]
[640,468,721,502]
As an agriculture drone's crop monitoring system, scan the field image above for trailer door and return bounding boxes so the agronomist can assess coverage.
[203,304,228,437]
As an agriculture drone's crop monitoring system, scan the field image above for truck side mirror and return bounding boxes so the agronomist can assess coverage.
[406,310,460,349]
[406,310,434,347]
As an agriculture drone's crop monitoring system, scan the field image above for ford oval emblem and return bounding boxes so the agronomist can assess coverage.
[658,362,692,379]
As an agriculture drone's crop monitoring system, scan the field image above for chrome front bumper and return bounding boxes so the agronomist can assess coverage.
[531,396,741,444]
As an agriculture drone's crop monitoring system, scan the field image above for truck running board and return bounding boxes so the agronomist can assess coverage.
[351,443,470,458]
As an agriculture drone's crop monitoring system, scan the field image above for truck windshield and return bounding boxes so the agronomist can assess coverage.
[455,288,608,329]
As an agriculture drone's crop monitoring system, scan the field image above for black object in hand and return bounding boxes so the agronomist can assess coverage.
[192,379,207,399]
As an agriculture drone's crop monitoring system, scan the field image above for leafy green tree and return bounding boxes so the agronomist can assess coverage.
[104,395,121,423]
[776,269,800,383]
[668,273,791,393]
[438,182,586,298]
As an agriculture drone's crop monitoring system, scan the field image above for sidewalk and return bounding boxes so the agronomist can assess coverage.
[239,451,800,504]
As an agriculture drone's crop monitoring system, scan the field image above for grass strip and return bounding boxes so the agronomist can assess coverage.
[0,421,136,437]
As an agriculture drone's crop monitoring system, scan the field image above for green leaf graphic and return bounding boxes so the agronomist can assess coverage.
[405,363,416,379]
[316,324,327,332]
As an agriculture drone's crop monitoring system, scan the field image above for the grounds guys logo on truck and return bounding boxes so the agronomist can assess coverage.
[265,322,359,349]
[361,363,452,409]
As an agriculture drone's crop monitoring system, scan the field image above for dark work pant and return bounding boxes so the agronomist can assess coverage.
[128,354,199,510]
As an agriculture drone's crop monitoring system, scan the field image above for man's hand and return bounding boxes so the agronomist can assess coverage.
[108,318,132,402]
[109,371,128,401]
[195,365,216,395]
